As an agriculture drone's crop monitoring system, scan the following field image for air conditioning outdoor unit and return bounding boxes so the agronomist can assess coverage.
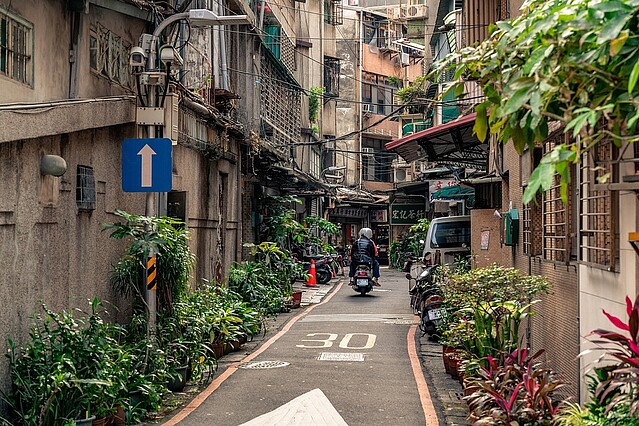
[362,104,374,113]
[390,7,404,20]
[400,52,410,66]
[394,167,413,183]
[362,147,375,156]
[404,4,427,19]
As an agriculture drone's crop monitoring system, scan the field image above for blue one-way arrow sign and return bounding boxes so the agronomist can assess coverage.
[122,138,172,192]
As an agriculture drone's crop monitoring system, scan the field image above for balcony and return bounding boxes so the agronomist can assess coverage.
[402,120,432,137]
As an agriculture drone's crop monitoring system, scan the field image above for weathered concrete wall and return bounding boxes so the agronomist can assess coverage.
[0,123,145,392]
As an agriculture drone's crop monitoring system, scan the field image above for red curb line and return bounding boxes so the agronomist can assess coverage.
[408,323,439,425]
[163,280,345,425]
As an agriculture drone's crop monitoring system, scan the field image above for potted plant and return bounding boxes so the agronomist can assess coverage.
[464,348,565,423]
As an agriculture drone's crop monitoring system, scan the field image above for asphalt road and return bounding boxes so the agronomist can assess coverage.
[166,268,433,425]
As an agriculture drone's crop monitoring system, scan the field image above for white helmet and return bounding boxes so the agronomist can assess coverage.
[359,227,373,239]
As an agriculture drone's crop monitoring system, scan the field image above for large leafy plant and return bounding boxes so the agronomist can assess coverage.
[586,295,639,416]
[432,0,639,204]
[465,348,565,424]
[102,209,196,315]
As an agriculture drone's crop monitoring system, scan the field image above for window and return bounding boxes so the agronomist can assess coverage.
[89,24,132,88]
[324,0,343,25]
[542,135,573,263]
[0,8,33,86]
[76,165,96,211]
[474,182,501,209]
[522,148,543,256]
[324,56,340,97]
[580,138,618,270]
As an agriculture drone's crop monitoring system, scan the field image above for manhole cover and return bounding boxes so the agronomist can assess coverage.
[318,352,365,361]
[384,319,420,325]
[238,360,290,369]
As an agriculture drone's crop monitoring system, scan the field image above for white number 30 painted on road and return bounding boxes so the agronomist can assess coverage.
[296,333,376,349]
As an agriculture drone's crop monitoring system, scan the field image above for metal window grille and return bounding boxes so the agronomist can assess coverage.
[325,0,343,25]
[0,8,33,86]
[542,135,572,263]
[579,139,617,270]
[76,165,96,211]
[259,55,301,152]
[324,57,340,98]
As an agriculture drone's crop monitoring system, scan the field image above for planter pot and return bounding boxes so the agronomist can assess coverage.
[92,417,106,426]
[129,390,143,409]
[167,365,189,392]
[223,342,232,355]
[231,339,243,352]
[213,342,224,359]
[291,291,303,309]
[74,416,95,426]
[105,405,125,426]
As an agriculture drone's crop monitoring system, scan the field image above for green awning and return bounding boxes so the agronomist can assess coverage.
[431,184,474,200]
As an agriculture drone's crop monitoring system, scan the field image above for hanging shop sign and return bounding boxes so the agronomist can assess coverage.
[370,209,388,222]
[390,204,427,225]
[332,207,368,218]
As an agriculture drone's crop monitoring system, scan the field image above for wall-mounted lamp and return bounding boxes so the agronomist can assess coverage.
[40,155,67,176]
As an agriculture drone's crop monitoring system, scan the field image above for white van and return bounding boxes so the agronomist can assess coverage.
[422,216,471,266]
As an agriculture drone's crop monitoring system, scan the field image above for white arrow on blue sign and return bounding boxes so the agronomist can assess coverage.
[122,138,172,192]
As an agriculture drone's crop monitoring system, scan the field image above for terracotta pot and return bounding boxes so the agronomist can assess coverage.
[105,405,125,426]
[92,417,106,426]
[291,291,303,308]
[213,342,224,359]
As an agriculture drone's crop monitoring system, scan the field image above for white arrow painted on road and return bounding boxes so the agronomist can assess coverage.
[239,388,348,425]
[138,144,156,187]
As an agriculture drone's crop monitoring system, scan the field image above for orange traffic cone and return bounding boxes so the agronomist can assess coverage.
[306,260,317,287]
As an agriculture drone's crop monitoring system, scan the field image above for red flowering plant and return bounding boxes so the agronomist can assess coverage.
[588,295,639,415]
[465,348,566,424]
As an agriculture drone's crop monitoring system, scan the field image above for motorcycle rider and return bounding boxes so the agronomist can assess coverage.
[349,227,381,286]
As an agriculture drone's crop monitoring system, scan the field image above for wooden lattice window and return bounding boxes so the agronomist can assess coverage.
[542,136,573,263]
[580,139,618,270]
[521,147,543,256]
[0,7,33,86]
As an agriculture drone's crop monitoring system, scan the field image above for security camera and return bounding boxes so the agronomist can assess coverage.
[129,46,147,67]
[160,45,183,68]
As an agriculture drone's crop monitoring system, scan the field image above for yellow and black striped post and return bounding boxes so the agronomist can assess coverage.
[146,254,157,291]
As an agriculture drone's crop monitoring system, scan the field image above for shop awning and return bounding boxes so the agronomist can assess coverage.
[431,184,475,199]
[385,113,488,170]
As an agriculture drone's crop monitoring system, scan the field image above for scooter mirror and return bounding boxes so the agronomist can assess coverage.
[405,273,412,280]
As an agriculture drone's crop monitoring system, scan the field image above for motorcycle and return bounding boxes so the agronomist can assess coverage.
[350,264,375,295]
[406,265,446,337]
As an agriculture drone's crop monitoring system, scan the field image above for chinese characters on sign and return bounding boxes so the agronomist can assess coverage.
[370,210,388,222]
[390,204,427,225]
[428,179,457,195]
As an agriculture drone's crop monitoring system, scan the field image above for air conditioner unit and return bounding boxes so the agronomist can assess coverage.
[362,104,374,113]
[362,147,375,156]
[394,168,413,183]
[389,7,404,20]
[405,4,427,19]
[400,52,410,66]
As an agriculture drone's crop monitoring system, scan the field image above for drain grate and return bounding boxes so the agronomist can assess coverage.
[318,352,365,361]
[238,360,290,369]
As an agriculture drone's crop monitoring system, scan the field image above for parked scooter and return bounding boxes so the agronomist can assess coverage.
[406,265,446,337]
[351,264,375,295]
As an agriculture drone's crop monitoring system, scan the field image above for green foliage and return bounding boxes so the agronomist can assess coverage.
[227,260,287,316]
[465,348,565,424]
[102,209,196,315]
[432,0,639,203]
[396,76,429,113]
[388,218,430,269]
[308,86,325,125]
[2,300,146,425]
[387,75,402,88]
